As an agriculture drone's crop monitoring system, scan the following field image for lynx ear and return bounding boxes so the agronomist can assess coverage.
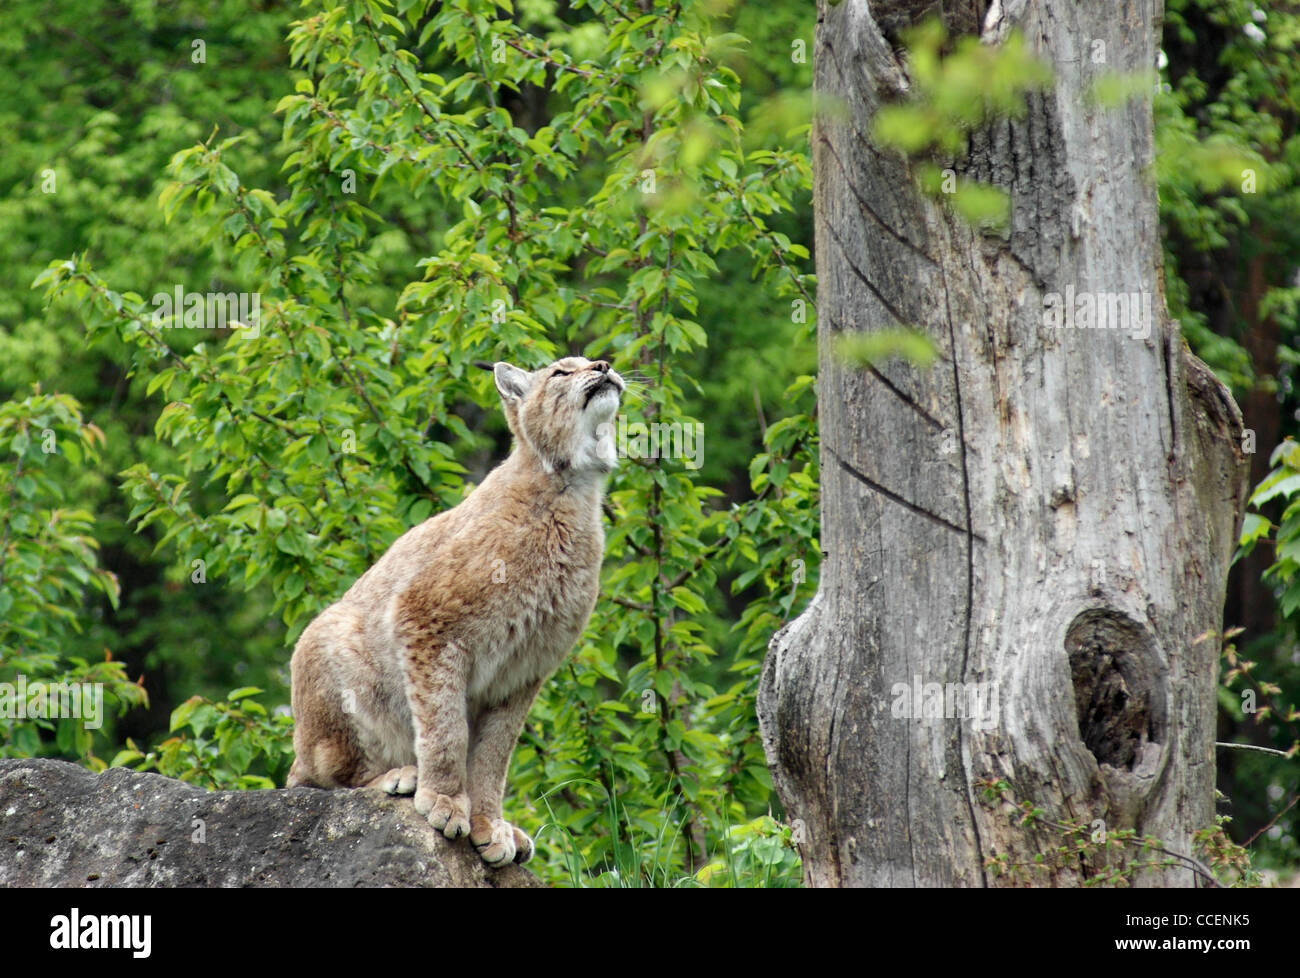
[493,362,533,402]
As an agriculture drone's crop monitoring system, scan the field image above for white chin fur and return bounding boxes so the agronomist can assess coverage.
[585,386,620,419]
[575,391,620,474]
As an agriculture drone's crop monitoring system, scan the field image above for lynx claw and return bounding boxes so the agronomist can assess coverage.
[511,825,535,865]
[417,789,470,839]
[372,766,418,795]
[471,815,530,866]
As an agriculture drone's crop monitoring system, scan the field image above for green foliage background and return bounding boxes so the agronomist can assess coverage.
[0,0,1295,885]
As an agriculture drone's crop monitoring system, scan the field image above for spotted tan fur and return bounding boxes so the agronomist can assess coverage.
[287,356,623,866]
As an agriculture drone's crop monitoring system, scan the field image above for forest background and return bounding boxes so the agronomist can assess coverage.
[1,0,1297,886]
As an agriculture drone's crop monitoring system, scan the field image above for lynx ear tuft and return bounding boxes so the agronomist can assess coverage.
[493,362,532,402]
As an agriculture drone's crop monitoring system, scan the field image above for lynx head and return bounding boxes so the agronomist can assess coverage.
[491,356,624,475]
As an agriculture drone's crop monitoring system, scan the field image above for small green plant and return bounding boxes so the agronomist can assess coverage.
[0,388,148,762]
[1240,438,1300,622]
[1209,625,1299,758]
[695,814,802,888]
[1195,813,1264,888]
[112,688,293,790]
[531,772,802,887]
[977,779,1235,887]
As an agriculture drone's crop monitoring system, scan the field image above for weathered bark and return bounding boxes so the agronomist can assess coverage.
[758,0,1250,886]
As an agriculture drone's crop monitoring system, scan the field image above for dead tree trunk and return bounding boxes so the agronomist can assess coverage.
[758,0,1250,886]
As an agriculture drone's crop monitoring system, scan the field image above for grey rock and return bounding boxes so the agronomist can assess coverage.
[0,759,542,888]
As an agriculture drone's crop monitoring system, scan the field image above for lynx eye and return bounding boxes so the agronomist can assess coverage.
[552,369,571,378]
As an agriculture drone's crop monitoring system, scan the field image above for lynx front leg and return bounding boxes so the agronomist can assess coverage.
[404,639,472,840]
[467,679,543,866]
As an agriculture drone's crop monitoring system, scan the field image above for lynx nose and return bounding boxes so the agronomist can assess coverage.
[590,360,610,373]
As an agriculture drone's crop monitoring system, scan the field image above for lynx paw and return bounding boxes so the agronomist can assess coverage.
[470,815,534,866]
[415,788,470,840]
[510,825,534,865]
[370,766,418,795]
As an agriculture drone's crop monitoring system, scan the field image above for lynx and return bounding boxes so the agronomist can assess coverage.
[287,355,624,866]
